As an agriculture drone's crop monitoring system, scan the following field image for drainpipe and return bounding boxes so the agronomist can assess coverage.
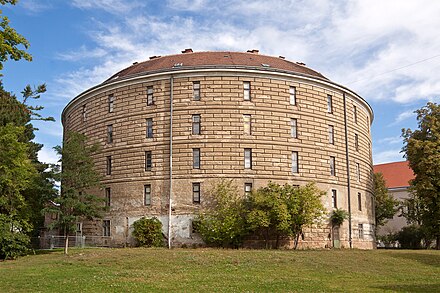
[168,75,174,249]
[343,92,353,248]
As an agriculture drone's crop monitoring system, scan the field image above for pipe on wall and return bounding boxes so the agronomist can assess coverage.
[343,92,353,248]
[168,75,174,249]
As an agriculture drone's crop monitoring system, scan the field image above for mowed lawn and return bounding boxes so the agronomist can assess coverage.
[1,248,439,292]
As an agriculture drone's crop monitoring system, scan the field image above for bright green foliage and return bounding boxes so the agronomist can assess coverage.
[247,182,325,249]
[402,102,440,249]
[196,179,248,248]
[0,0,32,71]
[247,182,291,248]
[330,208,348,227]
[46,132,105,254]
[0,124,35,259]
[374,172,398,231]
[0,214,31,259]
[132,217,164,247]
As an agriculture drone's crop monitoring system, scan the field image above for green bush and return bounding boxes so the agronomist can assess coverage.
[330,209,348,227]
[132,217,164,247]
[0,215,31,260]
[196,179,248,248]
[395,225,425,249]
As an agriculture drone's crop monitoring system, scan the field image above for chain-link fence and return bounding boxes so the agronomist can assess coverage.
[30,236,113,249]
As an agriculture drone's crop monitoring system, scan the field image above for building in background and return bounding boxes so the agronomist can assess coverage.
[373,161,414,236]
[61,49,375,249]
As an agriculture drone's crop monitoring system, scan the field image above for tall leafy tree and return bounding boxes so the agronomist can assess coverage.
[374,172,398,233]
[196,179,247,248]
[0,124,35,259]
[402,102,440,249]
[47,132,106,254]
[0,0,32,71]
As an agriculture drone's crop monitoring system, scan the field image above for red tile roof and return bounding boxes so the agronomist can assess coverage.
[107,51,327,81]
[373,161,414,189]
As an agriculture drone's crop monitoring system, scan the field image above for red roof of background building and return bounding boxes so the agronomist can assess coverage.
[373,161,414,189]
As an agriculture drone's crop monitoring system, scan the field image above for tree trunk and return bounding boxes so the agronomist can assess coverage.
[64,234,69,255]
[293,233,300,250]
[264,228,269,249]
[275,234,280,249]
[436,235,440,250]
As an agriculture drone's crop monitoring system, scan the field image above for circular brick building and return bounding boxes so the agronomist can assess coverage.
[62,49,374,249]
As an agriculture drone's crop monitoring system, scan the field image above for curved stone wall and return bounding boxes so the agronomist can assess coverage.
[62,55,374,249]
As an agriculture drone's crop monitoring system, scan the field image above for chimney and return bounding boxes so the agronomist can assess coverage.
[247,49,259,54]
[132,62,138,65]
[149,55,161,60]
[296,62,306,66]
[181,48,193,53]
[278,56,285,60]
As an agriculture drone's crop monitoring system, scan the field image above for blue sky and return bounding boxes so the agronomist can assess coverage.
[2,0,439,165]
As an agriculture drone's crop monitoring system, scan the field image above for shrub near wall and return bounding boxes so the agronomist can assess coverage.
[132,217,164,247]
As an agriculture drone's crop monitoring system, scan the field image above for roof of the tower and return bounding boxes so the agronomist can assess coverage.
[106,50,328,81]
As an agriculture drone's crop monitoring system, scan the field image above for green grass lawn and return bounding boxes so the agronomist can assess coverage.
[1,248,439,292]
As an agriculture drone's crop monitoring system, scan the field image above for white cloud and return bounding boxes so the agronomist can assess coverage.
[19,0,52,13]
[373,149,405,165]
[377,136,403,145]
[57,46,107,61]
[390,110,416,126]
[55,0,440,106]
[38,146,59,165]
[71,0,145,14]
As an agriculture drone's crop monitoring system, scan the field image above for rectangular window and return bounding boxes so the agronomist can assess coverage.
[147,86,154,105]
[353,105,357,124]
[327,95,333,113]
[103,220,110,236]
[106,156,112,175]
[193,148,200,169]
[243,81,251,101]
[289,86,296,105]
[355,134,359,151]
[193,182,200,203]
[291,118,297,138]
[329,125,334,144]
[144,184,151,206]
[146,118,153,138]
[244,148,252,169]
[192,114,201,135]
[82,105,87,121]
[244,183,252,197]
[107,124,113,143]
[108,95,114,113]
[332,189,337,209]
[193,81,200,101]
[356,163,360,182]
[358,224,364,239]
[358,192,362,211]
[243,114,251,135]
[292,151,299,174]
[145,151,152,171]
[330,156,336,176]
[105,187,111,207]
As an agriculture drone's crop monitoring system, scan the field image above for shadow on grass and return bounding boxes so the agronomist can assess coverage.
[34,249,64,255]
[373,284,440,292]
[387,251,440,267]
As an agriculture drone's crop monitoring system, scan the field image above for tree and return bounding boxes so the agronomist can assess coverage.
[247,182,290,248]
[402,102,440,249]
[0,124,35,259]
[0,0,32,71]
[46,132,106,254]
[247,182,325,249]
[196,179,248,248]
[373,172,398,232]
[132,217,164,247]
